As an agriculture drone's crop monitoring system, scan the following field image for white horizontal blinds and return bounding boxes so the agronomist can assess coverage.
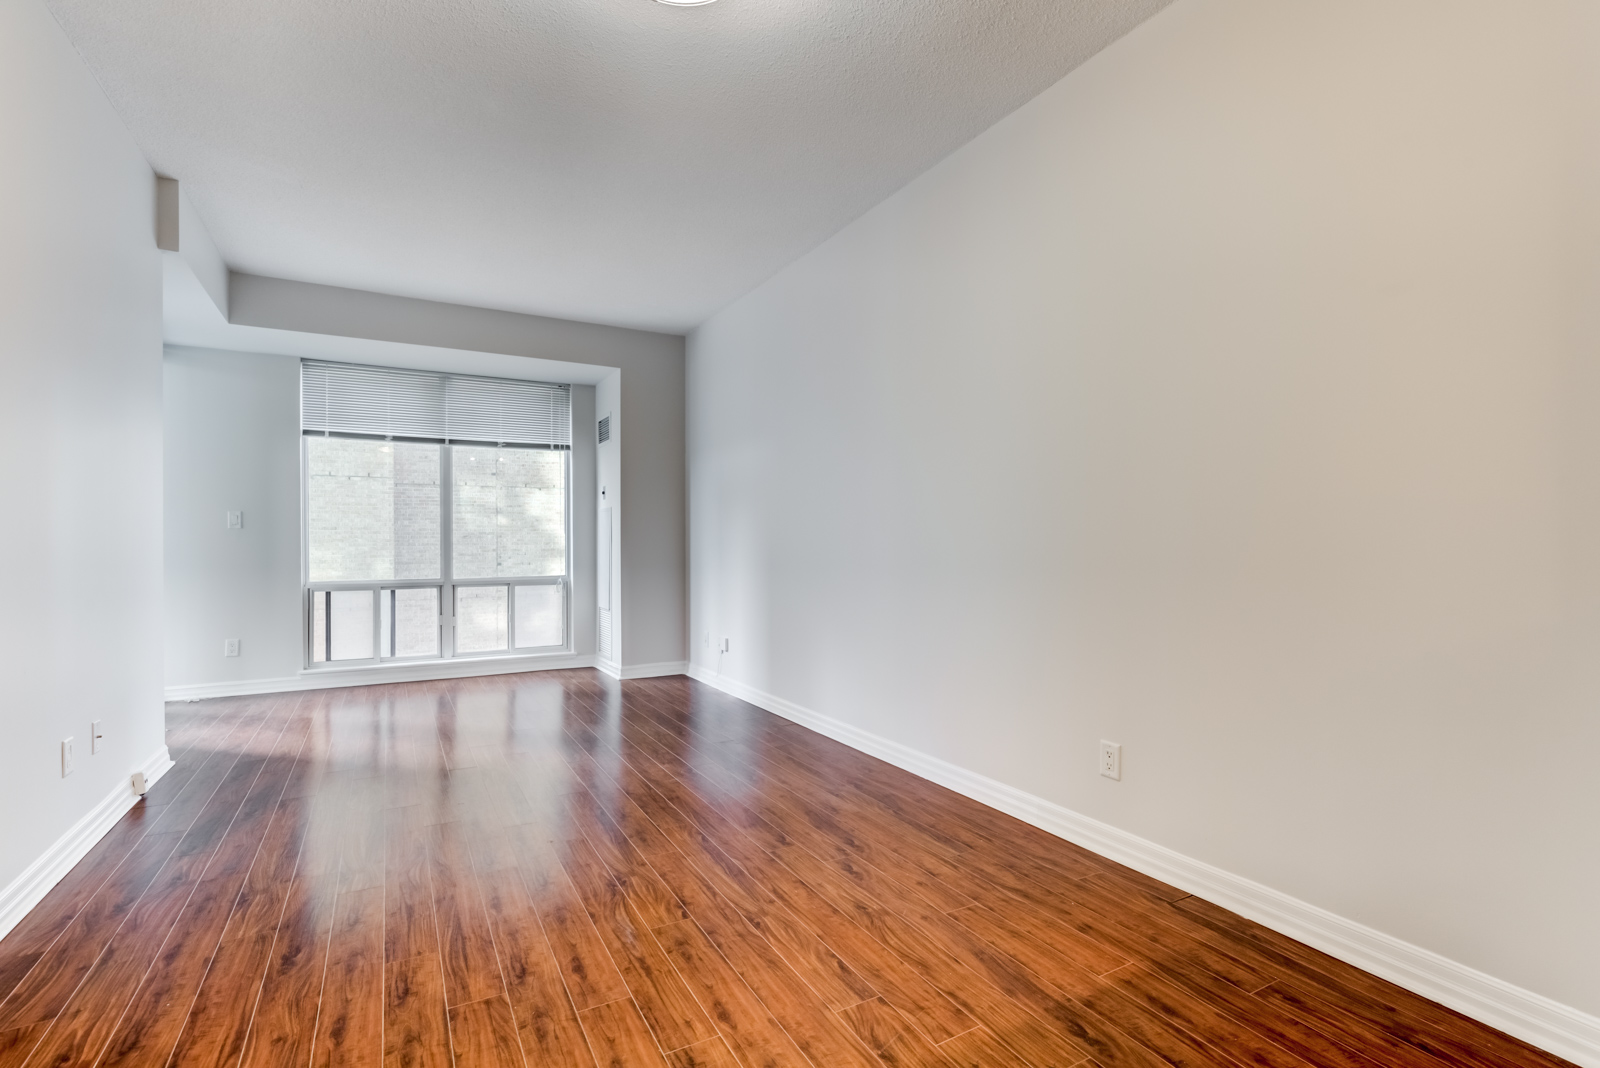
[301,360,572,447]
[301,362,445,439]
[444,373,570,447]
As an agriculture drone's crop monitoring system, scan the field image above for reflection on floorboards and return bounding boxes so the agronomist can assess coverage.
[0,670,1569,1067]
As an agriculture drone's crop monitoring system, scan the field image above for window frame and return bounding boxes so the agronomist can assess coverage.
[300,434,573,670]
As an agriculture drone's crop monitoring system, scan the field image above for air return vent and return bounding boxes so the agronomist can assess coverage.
[598,415,611,444]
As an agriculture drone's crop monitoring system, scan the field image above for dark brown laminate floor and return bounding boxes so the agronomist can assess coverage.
[0,671,1569,1068]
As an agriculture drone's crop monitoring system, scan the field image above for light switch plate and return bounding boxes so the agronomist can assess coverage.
[225,511,243,529]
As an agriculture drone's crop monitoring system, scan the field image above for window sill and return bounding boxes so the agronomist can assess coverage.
[297,650,592,687]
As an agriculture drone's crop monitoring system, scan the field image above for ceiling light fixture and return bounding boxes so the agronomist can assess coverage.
[654,0,718,6]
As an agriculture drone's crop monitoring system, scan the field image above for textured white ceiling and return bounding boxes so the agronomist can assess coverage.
[47,0,1171,332]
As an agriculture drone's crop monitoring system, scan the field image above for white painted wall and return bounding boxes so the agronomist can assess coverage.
[164,345,600,692]
[596,370,622,667]
[163,346,303,688]
[228,274,687,670]
[689,0,1600,1031]
[570,383,599,665]
[0,0,166,908]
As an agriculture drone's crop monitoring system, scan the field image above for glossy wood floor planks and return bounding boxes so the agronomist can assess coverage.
[0,672,1571,1068]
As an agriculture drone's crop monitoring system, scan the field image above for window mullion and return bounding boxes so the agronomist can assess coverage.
[371,587,381,665]
[441,442,454,658]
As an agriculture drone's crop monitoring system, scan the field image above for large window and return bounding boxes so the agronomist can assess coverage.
[301,361,571,666]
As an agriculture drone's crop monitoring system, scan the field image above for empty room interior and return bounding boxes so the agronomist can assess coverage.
[2,0,1596,1065]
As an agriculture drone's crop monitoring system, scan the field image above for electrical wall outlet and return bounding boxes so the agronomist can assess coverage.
[62,738,74,778]
[1099,740,1122,781]
[225,511,243,529]
[224,638,241,657]
[92,720,104,754]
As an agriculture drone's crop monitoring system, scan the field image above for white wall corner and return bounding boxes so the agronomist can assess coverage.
[155,175,229,317]
[139,745,176,793]
[683,665,1600,1068]
[154,176,181,252]
[596,657,623,680]
[0,745,173,944]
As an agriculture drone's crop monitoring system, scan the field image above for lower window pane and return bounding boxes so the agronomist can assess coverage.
[455,585,508,653]
[391,587,440,658]
[329,589,374,661]
[514,584,564,648]
[311,592,327,663]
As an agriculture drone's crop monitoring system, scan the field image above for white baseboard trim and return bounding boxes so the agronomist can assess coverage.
[619,661,689,680]
[595,659,688,680]
[685,664,1600,1068]
[0,745,173,944]
[165,653,599,701]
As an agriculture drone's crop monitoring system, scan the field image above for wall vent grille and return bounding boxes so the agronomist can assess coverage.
[598,415,611,444]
